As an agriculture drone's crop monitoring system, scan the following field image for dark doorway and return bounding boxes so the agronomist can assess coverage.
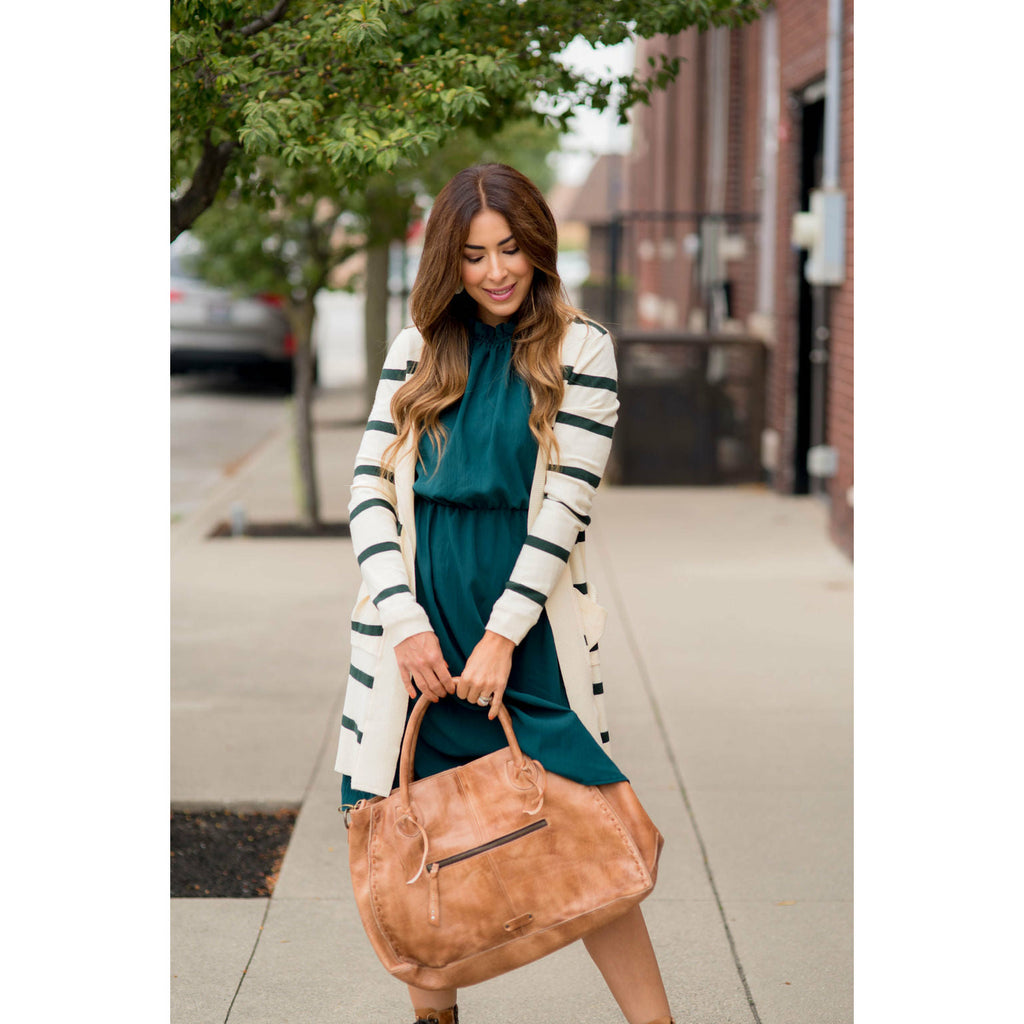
[794,86,826,494]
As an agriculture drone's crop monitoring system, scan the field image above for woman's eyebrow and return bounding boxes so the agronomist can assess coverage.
[464,234,515,250]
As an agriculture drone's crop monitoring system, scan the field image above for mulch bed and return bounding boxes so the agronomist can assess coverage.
[170,808,298,898]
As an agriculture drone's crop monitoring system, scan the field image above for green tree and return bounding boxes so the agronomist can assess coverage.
[171,0,768,240]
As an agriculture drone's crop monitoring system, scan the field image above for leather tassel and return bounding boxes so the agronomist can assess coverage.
[427,863,440,927]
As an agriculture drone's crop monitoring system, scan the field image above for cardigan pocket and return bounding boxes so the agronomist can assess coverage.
[574,590,608,649]
[350,589,385,657]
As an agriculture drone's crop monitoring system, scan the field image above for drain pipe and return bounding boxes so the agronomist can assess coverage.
[823,0,843,192]
[791,0,846,285]
[791,0,847,489]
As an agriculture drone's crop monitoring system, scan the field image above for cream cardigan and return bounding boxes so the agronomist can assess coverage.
[334,316,619,797]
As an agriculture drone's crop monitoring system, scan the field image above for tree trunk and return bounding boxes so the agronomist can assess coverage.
[171,136,238,242]
[290,296,320,529]
[362,180,415,412]
[363,241,390,413]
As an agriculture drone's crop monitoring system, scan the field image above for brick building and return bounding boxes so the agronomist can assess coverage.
[607,0,854,557]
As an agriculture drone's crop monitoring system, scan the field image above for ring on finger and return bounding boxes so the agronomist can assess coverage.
[476,695,492,706]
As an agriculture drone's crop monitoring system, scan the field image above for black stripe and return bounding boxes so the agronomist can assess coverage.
[592,682,604,695]
[373,584,411,606]
[366,419,398,435]
[380,367,405,381]
[549,463,602,489]
[600,731,610,743]
[589,642,600,653]
[357,541,402,565]
[572,315,609,336]
[350,498,396,520]
[545,494,591,526]
[354,464,395,483]
[342,716,364,743]
[351,620,384,637]
[573,582,588,594]
[577,530,587,543]
[406,360,419,373]
[504,580,547,606]
[523,535,571,561]
[562,366,617,392]
[349,665,374,689]
[555,411,614,438]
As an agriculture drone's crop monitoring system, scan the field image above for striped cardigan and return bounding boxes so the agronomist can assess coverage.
[334,316,619,797]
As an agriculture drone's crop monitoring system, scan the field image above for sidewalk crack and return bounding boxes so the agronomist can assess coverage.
[595,526,763,1024]
[223,900,271,1023]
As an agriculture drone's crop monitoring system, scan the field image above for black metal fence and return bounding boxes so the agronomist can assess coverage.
[608,330,766,486]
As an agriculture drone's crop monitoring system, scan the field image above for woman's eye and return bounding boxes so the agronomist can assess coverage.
[503,247,520,256]
[464,255,483,264]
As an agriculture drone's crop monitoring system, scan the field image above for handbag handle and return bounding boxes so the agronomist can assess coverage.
[398,693,529,810]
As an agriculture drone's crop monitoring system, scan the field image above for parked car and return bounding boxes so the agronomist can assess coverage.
[170,236,305,389]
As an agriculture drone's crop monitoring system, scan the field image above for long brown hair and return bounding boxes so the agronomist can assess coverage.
[383,163,585,472]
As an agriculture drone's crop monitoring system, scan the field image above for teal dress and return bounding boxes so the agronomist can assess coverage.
[342,318,625,805]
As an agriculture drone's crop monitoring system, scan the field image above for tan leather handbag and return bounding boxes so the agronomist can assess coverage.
[346,694,664,990]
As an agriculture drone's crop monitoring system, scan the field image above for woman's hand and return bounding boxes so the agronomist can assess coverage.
[455,630,515,720]
[393,631,454,702]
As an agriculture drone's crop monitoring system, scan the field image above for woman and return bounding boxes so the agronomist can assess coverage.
[335,164,674,1024]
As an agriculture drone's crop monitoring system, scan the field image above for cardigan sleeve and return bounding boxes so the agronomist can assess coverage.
[348,330,434,647]
[484,323,618,645]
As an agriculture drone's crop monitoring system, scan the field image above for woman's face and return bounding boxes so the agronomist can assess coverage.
[461,208,535,326]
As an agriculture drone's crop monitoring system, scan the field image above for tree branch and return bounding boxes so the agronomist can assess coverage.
[239,0,291,38]
[170,135,239,241]
[171,53,205,73]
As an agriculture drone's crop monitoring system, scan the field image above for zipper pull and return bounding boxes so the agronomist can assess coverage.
[427,863,440,927]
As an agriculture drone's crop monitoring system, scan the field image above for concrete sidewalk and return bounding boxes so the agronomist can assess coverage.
[171,386,853,1024]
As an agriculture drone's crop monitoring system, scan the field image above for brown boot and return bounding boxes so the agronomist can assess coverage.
[413,1006,459,1024]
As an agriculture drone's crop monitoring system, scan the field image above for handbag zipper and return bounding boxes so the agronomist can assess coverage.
[424,819,548,926]
[426,819,549,872]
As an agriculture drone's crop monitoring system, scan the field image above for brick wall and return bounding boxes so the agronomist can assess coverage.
[826,0,854,557]
[625,33,701,328]
[619,6,854,558]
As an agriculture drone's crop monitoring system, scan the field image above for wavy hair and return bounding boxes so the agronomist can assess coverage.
[382,163,588,473]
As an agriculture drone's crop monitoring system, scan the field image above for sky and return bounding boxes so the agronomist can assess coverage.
[549,37,637,186]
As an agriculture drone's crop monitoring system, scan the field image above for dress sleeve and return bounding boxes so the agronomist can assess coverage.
[348,330,434,646]
[484,324,618,645]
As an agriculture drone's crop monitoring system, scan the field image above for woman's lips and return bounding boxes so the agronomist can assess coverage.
[485,284,515,300]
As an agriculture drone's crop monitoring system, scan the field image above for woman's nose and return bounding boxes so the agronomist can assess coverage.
[485,253,505,280]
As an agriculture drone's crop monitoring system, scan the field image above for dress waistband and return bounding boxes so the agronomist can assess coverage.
[415,494,528,512]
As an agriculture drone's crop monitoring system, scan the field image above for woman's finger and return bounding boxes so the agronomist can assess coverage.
[486,680,508,720]
[415,664,450,702]
[454,674,473,702]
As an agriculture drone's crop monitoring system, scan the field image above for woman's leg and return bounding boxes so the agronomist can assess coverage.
[583,906,672,1024]
[406,984,458,1023]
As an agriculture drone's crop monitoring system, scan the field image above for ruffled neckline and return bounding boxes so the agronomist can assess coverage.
[469,317,517,345]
